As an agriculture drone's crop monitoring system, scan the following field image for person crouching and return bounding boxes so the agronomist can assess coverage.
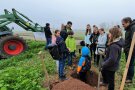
[77,41,91,82]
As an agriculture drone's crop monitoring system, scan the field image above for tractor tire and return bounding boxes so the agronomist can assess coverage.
[0,35,28,58]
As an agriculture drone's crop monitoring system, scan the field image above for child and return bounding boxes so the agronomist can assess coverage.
[55,30,68,81]
[100,27,124,90]
[66,31,76,67]
[77,41,91,82]
[51,32,59,71]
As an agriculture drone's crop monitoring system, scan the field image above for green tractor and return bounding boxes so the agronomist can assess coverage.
[0,8,43,58]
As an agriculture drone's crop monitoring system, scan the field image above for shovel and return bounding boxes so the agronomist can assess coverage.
[97,54,103,90]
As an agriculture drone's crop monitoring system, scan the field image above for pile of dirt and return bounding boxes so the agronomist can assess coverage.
[51,78,96,90]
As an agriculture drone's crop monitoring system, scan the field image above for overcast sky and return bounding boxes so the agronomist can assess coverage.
[0,0,135,29]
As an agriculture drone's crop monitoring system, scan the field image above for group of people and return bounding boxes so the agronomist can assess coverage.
[44,17,135,90]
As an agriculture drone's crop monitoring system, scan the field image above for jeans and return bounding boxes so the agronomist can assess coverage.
[125,52,135,80]
[45,38,51,49]
[68,52,74,66]
[59,57,66,78]
[101,70,115,90]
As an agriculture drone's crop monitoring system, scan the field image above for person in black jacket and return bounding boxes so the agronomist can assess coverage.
[55,30,69,81]
[60,21,72,41]
[100,27,124,90]
[90,26,99,63]
[60,22,76,58]
[44,23,52,49]
[122,17,135,83]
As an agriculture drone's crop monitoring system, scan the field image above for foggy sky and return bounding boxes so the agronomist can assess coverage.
[0,0,135,29]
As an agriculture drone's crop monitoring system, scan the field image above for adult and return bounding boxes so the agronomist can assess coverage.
[101,27,124,90]
[44,23,52,49]
[84,24,92,47]
[95,28,107,66]
[90,25,99,62]
[60,21,72,41]
[114,25,122,37]
[122,17,135,83]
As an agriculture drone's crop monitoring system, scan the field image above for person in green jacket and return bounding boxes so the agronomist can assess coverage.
[66,31,76,67]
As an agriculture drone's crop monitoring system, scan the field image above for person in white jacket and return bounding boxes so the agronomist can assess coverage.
[84,24,92,47]
[95,28,107,66]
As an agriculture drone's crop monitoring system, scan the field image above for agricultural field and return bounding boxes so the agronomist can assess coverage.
[0,40,135,90]
[0,40,56,90]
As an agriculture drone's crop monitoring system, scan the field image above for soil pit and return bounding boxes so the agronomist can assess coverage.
[71,70,98,87]
[51,70,108,90]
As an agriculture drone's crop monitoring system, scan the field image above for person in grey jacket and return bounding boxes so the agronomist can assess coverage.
[122,17,135,83]
[95,28,107,66]
[100,27,125,90]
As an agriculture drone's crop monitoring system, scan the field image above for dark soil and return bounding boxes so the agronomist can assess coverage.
[50,56,107,90]
[51,70,99,90]
[51,78,96,90]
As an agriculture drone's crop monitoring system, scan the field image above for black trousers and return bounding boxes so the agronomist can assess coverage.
[90,44,97,60]
[79,71,87,83]
[96,55,104,66]
[125,52,135,80]
[101,70,115,90]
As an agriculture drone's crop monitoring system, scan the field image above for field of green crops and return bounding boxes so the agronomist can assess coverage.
[0,40,57,90]
[0,40,134,90]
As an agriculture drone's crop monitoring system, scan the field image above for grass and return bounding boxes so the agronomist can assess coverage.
[115,53,135,90]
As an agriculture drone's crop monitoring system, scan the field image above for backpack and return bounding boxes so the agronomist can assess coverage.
[81,56,91,72]
[60,30,68,41]
[48,44,61,60]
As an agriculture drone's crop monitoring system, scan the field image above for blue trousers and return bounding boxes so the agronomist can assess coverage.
[59,57,66,78]
[45,38,51,49]
[68,52,74,66]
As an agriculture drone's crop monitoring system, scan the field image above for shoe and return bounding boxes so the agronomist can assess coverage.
[63,72,67,76]
[100,82,108,86]
[125,80,132,83]
[69,66,73,70]
[67,66,73,70]
[59,76,68,81]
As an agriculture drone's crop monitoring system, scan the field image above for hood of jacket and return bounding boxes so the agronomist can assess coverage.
[111,38,125,48]
[81,46,90,56]
[125,19,135,30]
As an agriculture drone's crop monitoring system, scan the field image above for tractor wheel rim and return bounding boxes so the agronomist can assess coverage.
[3,40,24,55]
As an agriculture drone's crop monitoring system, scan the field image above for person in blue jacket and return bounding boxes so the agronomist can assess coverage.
[77,41,91,82]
